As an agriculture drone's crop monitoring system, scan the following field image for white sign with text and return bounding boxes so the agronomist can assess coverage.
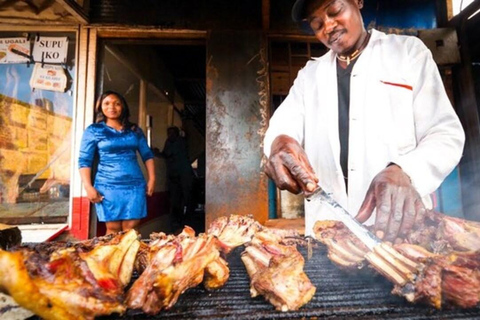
[32,36,68,64]
[29,63,68,93]
[0,37,30,64]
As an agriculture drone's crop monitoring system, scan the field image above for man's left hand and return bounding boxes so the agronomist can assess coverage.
[355,164,426,242]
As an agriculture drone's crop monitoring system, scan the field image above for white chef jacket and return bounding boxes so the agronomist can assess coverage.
[263,29,465,236]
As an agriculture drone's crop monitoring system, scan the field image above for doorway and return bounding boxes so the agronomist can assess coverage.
[94,38,206,237]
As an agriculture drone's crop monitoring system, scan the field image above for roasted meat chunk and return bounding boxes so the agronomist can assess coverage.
[0,229,140,320]
[313,212,480,309]
[393,243,480,309]
[208,214,299,254]
[241,231,316,311]
[203,255,230,290]
[126,227,224,314]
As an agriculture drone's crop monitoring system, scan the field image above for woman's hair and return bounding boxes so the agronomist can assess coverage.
[94,90,136,130]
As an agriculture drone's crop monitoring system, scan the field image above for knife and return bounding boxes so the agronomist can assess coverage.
[306,186,381,251]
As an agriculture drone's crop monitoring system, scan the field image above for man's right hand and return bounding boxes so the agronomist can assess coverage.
[264,135,318,194]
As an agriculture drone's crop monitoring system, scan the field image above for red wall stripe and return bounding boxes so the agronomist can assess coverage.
[71,197,91,240]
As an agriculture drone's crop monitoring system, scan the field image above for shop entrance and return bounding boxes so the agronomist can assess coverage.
[92,38,206,237]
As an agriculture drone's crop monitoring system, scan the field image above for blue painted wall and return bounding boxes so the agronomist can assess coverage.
[362,0,437,30]
[295,0,438,35]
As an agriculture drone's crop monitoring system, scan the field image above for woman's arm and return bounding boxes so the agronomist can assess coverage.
[145,158,155,196]
[79,167,103,203]
[133,127,156,196]
[78,126,103,203]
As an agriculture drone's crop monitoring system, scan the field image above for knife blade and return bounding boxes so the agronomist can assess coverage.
[306,187,381,251]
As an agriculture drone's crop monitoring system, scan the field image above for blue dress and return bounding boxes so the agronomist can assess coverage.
[78,122,154,222]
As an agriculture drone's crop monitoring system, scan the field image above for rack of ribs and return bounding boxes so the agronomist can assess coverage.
[313,210,480,309]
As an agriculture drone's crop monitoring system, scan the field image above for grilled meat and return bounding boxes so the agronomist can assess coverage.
[313,220,369,269]
[393,243,480,309]
[208,214,300,254]
[314,210,480,269]
[0,229,140,320]
[208,215,264,253]
[204,256,230,290]
[313,212,480,309]
[126,227,223,314]
[406,210,480,253]
[241,231,316,311]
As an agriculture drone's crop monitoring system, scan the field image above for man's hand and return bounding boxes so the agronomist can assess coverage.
[355,164,426,242]
[264,135,318,194]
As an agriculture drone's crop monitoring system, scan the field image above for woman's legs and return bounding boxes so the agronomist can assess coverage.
[122,219,141,232]
[105,221,122,235]
[104,219,140,235]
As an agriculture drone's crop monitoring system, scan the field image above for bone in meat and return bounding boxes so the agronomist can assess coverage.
[240,231,316,311]
[126,227,223,314]
[208,214,299,254]
[313,214,480,309]
[0,229,140,320]
[393,243,480,309]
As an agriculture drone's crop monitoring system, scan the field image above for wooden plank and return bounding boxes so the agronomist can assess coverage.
[0,25,77,32]
[139,79,147,132]
[94,27,207,39]
[262,0,270,31]
[55,0,89,24]
[264,218,305,235]
[435,0,450,26]
[72,26,89,199]
[85,28,97,126]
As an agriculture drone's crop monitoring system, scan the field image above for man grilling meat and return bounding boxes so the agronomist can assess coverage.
[263,0,465,240]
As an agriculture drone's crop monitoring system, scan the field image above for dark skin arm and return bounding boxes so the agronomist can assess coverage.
[266,135,425,242]
[355,164,426,242]
[264,135,318,194]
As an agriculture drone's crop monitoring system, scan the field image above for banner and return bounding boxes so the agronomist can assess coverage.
[0,37,30,64]
[29,63,68,93]
[32,36,68,64]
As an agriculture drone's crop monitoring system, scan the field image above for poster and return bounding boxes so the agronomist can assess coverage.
[32,36,68,64]
[29,63,68,93]
[0,37,30,64]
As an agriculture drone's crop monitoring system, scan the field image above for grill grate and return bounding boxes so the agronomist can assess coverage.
[33,245,480,319]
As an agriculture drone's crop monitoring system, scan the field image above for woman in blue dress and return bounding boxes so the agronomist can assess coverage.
[78,91,155,235]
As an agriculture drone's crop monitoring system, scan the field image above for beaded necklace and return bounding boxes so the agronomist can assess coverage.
[336,32,371,66]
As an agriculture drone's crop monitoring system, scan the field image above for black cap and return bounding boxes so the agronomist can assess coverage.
[292,0,308,22]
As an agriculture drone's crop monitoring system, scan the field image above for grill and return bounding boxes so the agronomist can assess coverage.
[33,244,480,320]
